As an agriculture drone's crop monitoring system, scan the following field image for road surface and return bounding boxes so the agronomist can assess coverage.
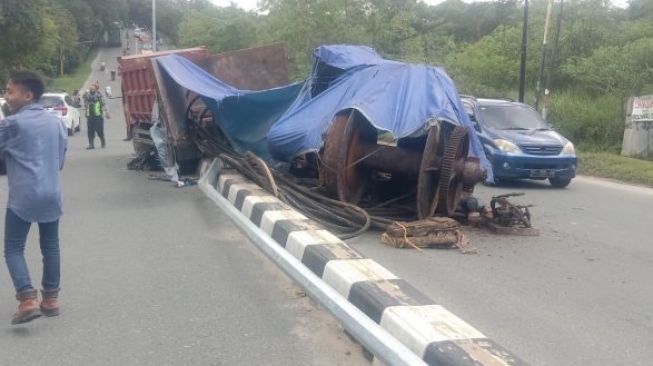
[0,45,367,366]
[347,176,653,366]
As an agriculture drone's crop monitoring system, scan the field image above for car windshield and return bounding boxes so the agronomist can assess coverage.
[40,96,64,108]
[478,104,549,130]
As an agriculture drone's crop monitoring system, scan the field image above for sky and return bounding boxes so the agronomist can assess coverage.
[210,0,629,12]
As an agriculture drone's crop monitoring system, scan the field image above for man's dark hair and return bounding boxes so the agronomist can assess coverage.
[9,70,45,101]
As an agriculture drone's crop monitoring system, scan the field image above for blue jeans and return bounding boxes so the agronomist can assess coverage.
[4,208,60,292]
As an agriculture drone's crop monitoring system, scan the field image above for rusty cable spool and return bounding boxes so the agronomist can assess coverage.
[321,110,485,219]
[321,111,377,203]
[437,126,469,216]
[416,124,442,218]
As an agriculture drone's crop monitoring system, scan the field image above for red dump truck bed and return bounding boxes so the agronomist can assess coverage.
[118,47,209,147]
[119,44,290,173]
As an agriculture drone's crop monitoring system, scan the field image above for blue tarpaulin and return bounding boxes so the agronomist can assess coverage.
[268,45,492,180]
[154,45,492,180]
[155,54,303,159]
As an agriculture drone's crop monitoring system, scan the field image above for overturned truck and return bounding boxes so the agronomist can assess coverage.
[118,44,292,172]
[128,44,490,231]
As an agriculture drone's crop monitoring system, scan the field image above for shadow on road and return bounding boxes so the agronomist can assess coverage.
[486,179,565,191]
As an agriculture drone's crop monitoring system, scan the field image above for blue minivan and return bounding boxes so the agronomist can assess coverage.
[462,97,577,188]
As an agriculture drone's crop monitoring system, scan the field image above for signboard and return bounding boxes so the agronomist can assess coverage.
[622,94,653,158]
[631,95,653,121]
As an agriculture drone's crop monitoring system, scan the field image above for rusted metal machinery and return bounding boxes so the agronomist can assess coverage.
[321,110,486,219]
[486,192,540,236]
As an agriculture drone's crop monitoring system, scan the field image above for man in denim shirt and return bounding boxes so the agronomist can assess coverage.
[1,71,67,325]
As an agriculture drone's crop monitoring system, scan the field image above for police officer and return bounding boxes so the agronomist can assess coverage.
[85,84,109,149]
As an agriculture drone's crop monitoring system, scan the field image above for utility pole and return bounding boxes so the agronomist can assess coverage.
[59,45,65,77]
[535,0,554,111]
[518,0,529,103]
[152,0,157,51]
[543,0,564,120]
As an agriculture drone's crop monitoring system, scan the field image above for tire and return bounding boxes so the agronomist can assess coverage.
[75,118,81,132]
[67,128,73,137]
[549,177,572,188]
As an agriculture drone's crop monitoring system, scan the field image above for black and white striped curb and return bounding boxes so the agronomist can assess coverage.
[211,167,526,366]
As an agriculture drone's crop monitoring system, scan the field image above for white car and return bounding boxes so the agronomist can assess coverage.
[40,92,81,136]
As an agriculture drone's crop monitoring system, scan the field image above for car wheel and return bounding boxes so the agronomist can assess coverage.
[67,128,73,137]
[549,177,572,188]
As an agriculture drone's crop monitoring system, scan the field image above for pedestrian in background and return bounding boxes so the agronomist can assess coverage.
[71,89,82,108]
[85,84,110,149]
[0,70,67,325]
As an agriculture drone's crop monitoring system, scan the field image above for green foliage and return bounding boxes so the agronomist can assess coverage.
[127,0,188,44]
[2,0,651,157]
[178,7,260,54]
[562,37,653,96]
[49,48,99,93]
[258,0,372,78]
[0,0,47,76]
[0,0,128,84]
[578,151,653,187]
[547,90,624,150]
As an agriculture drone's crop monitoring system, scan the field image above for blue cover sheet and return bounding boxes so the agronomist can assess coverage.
[155,54,303,159]
[268,45,492,180]
[154,45,492,180]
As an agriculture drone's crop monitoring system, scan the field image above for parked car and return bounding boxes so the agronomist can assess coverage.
[462,96,577,188]
[39,92,81,136]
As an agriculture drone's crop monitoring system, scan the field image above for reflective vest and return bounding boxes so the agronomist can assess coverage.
[88,95,103,117]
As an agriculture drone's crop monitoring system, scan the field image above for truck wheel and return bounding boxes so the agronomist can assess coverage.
[549,177,572,188]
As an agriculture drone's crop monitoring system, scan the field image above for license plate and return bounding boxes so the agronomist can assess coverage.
[530,169,555,178]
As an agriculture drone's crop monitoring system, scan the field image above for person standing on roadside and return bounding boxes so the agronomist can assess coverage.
[0,70,67,325]
[85,84,109,149]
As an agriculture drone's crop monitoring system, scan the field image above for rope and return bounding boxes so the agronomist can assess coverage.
[185,99,418,239]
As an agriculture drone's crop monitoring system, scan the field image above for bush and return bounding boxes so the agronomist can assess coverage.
[547,91,624,151]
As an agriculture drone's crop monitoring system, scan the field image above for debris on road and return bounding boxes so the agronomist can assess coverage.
[381,217,476,254]
[121,42,543,244]
[127,149,160,171]
[486,193,540,236]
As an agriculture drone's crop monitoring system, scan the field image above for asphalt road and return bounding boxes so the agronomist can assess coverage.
[347,176,653,366]
[0,46,367,366]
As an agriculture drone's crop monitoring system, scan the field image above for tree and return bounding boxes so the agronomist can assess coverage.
[562,37,653,97]
[178,6,260,53]
[0,0,47,77]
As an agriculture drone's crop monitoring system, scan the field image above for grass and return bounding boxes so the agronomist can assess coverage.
[578,151,653,187]
[48,49,98,93]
